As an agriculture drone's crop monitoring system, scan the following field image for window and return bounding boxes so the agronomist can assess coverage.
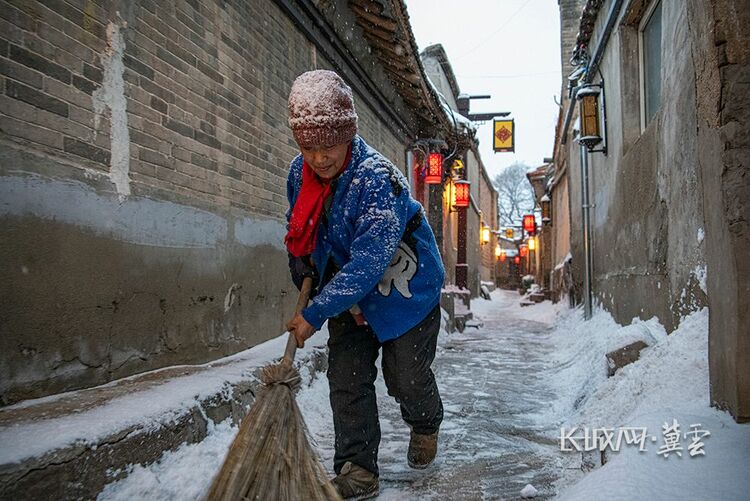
[640,0,662,127]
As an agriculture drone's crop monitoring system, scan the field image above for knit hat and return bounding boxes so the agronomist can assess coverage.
[288,70,358,148]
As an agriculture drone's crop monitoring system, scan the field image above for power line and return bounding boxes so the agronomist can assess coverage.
[455,0,534,60]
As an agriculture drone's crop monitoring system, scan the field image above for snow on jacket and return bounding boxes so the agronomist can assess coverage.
[286,135,445,342]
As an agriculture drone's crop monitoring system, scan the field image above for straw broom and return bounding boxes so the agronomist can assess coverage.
[207,277,341,501]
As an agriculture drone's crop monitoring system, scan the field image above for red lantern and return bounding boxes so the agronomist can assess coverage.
[499,251,506,262]
[514,255,521,265]
[425,152,443,184]
[520,245,528,257]
[454,180,470,208]
[523,214,536,235]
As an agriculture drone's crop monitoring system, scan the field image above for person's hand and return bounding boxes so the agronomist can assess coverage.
[286,313,316,348]
[288,253,319,294]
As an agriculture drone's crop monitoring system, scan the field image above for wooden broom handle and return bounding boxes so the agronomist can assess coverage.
[282,276,313,366]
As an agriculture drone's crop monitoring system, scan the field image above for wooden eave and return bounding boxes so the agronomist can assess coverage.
[347,0,462,141]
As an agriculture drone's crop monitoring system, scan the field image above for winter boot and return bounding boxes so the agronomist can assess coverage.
[331,461,379,500]
[407,430,439,469]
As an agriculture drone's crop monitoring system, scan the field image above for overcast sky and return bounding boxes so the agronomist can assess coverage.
[405,0,563,179]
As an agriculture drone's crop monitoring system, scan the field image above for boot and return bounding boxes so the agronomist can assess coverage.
[331,461,379,500]
[407,430,439,469]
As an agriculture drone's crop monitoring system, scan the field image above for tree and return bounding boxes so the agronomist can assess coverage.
[493,162,535,227]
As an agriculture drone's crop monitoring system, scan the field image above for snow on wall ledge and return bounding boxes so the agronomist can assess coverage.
[0,173,286,250]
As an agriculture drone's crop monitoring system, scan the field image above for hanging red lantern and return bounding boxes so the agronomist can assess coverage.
[425,152,443,184]
[453,180,470,208]
[523,214,536,235]
[520,244,529,257]
[514,255,521,265]
[499,251,506,262]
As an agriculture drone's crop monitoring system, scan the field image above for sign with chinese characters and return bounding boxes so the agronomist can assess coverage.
[493,119,514,153]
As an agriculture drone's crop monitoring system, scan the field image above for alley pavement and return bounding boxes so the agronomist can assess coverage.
[302,290,568,500]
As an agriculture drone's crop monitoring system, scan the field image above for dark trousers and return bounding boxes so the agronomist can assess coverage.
[326,304,443,476]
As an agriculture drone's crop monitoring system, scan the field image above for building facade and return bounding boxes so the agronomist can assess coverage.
[0,0,468,404]
[421,44,499,298]
[555,0,749,422]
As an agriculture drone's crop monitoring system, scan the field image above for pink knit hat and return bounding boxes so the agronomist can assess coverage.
[288,70,358,148]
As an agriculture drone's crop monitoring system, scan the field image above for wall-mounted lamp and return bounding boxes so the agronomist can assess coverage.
[576,83,607,154]
[494,244,502,258]
[514,255,521,265]
[454,180,470,208]
[481,225,491,245]
[528,236,536,251]
[523,214,536,236]
[425,151,443,184]
[541,194,552,225]
[520,244,529,258]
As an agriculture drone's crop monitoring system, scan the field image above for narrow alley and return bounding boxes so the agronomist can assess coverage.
[97,291,571,500]
[301,291,565,500]
[1,0,748,499]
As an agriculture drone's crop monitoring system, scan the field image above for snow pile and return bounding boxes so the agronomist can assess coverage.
[98,419,239,501]
[547,307,750,500]
[520,483,539,498]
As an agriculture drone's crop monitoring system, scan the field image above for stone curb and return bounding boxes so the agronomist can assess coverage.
[0,347,328,500]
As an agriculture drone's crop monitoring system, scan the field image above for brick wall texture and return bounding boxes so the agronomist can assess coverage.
[0,0,407,403]
[1,0,405,219]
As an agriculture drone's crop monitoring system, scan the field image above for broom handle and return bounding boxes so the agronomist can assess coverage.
[282,276,313,366]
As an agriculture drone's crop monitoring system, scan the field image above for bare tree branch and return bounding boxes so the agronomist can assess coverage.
[492,162,535,227]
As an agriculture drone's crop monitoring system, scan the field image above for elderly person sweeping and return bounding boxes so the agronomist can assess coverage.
[284,70,445,500]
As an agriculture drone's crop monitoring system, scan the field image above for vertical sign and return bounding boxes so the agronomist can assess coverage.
[493,119,515,153]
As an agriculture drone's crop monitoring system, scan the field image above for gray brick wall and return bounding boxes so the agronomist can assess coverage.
[0,0,409,404]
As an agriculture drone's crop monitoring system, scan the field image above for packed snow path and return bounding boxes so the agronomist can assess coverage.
[299,290,566,500]
[99,290,569,500]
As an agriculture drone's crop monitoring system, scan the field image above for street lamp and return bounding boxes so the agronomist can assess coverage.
[523,214,536,235]
[541,194,551,225]
[453,180,470,208]
[425,151,443,184]
[576,84,605,152]
[481,225,491,245]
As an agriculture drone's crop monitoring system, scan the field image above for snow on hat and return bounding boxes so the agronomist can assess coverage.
[288,70,358,148]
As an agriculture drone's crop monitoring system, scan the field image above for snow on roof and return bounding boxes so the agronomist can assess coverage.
[425,74,477,137]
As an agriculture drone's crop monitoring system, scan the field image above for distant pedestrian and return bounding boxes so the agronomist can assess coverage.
[284,69,445,500]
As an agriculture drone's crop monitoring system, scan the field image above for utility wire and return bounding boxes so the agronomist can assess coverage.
[455,0,534,60]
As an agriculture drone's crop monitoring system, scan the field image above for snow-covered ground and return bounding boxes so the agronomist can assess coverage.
[97,290,750,500]
[548,306,750,501]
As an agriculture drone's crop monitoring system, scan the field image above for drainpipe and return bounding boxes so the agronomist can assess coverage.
[580,143,593,319]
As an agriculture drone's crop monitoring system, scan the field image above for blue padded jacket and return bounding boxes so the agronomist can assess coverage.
[286,135,445,342]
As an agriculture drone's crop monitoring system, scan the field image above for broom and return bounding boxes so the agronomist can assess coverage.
[207,277,341,501]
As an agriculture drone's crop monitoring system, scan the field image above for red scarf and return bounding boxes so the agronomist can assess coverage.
[285,145,352,257]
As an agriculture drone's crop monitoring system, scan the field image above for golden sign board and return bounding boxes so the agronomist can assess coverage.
[493,119,514,153]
